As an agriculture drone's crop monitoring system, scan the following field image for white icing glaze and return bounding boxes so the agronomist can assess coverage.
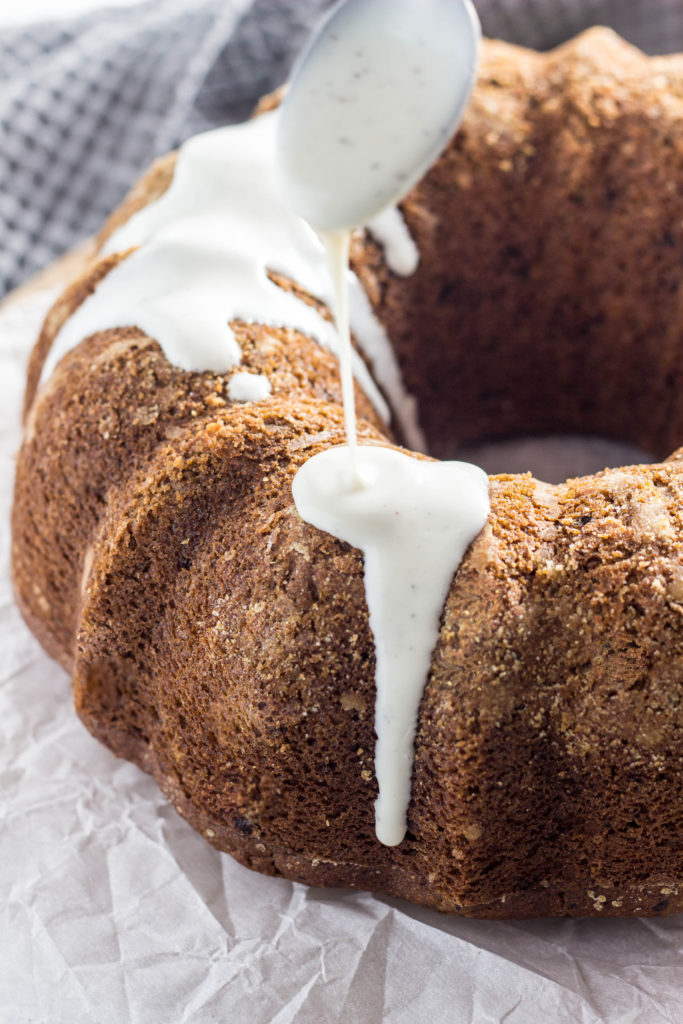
[293,446,489,846]
[38,112,431,436]
[227,372,272,403]
[366,208,419,278]
[285,0,486,845]
[276,0,481,231]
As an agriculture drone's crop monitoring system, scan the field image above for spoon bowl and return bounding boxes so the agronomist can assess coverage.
[277,0,481,232]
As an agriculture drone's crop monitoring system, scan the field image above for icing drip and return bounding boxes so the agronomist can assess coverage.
[293,447,488,846]
[366,208,420,278]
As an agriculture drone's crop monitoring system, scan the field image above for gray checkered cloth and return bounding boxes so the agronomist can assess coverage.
[1,0,682,298]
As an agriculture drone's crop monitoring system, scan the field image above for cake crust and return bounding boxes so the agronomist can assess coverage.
[11,29,683,918]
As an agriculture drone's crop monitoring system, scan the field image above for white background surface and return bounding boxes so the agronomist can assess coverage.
[1,287,682,1024]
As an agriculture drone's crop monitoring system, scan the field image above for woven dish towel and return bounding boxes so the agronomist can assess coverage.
[1,0,682,298]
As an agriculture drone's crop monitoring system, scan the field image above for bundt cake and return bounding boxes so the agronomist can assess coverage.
[11,28,683,918]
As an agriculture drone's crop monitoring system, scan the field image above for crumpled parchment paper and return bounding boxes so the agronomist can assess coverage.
[1,288,681,1024]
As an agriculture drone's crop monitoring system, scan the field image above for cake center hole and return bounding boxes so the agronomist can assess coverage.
[454,435,657,485]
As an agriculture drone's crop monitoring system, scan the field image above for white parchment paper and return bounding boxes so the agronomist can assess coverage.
[1,289,681,1024]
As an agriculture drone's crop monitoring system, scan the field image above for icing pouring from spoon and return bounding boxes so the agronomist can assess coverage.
[277,0,481,479]
[283,0,489,848]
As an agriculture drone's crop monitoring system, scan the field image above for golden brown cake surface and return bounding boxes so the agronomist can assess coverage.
[11,29,683,918]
